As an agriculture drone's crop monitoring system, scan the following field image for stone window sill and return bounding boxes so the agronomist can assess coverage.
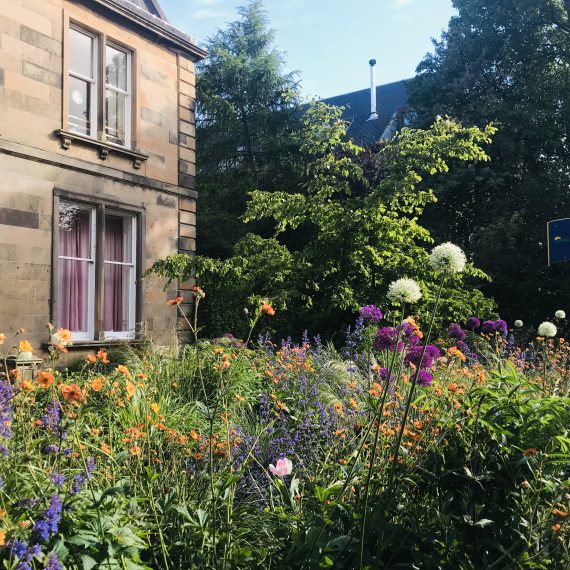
[56,130,149,169]
[41,339,145,351]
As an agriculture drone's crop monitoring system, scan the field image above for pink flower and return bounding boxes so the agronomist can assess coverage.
[269,457,293,477]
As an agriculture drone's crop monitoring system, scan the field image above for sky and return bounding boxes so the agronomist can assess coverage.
[159,0,456,99]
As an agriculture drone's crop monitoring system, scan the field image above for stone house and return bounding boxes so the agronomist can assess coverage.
[0,0,206,358]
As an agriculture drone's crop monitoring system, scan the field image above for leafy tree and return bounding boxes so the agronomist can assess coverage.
[191,103,497,338]
[196,0,303,258]
[409,0,570,326]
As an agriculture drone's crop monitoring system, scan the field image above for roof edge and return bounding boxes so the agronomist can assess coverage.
[322,78,413,102]
[81,0,207,60]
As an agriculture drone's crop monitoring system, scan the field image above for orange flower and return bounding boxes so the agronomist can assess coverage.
[55,342,68,354]
[130,446,142,456]
[167,296,184,305]
[447,346,467,362]
[126,380,136,397]
[18,340,33,353]
[234,394,245,402]
[36,370,55,388]
[261,303,275,316]
[86,354,97,363]
[407,316,423,339]
[97,350,109,364]
[551,524,561,533]
[150,402,160,413]
[0,333,6,345]
[0,529,5,547]
[523,448,537,457]
[57,328,72,342]
[90,377,105,392]
[192,286,206,298]
[101,442,111,454]
[333,402,344,415]
[117,365,131,378]
[21,380,35,392]
[60,383,85,404]
[447,383,458,393]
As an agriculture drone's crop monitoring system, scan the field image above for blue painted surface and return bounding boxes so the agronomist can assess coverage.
[548,219,570,265]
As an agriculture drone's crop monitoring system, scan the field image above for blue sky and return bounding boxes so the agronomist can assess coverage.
[159,0,456,99]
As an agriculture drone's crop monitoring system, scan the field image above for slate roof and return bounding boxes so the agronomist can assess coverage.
[322,79,410,146]
[123,0,166,20]
[89,0,207,59]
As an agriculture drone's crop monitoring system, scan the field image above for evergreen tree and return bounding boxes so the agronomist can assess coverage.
[409,0,570,326]
[196,0,303,258]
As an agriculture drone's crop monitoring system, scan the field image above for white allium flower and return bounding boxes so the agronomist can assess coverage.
[428,242,467,274]
[387,278,422,304]
[555,310,566,319]
[537,321,557,338]
[514,320,523,328]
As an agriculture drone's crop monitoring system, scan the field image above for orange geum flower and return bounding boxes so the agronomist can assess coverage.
[18,340,33,353]
[551,524,561,533]
[551,508,567,518]
[90,377,105,392]
[523,448,537,457]
[0,333,5,345]
[234,394,245,402]
[447,346,467,362]
[117,365,131,378]
[150,402,160,413]
[167,296,184,305]
[261,303,275,316]
[21,380,35,392]
[447,383,458,393]
[60,383,85,404]
[125,380,136,397]
[0,529,6,547]
[97,350,109,364]
[130,446,142,456]
[36,370,55,388]
[57,328,72,343]
[86,354,97,363]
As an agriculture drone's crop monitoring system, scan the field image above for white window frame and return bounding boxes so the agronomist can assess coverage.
[58,202,97,341]
[103,212,137,340]
[68,26,98,138]
[104,43,132,149]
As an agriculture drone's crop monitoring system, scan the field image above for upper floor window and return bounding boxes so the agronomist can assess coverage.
[68,25,132,148]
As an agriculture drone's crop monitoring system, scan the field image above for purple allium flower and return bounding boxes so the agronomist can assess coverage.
[494,319,508,334]
[359,305,383,324]
[466,317,480,331]
[373,327,403,352]
[45,554,62,570]
[482,320,497,335]
[456,341,469,352]
[406,345,440,369]
[448,323,466,341]
[418,370,434,387]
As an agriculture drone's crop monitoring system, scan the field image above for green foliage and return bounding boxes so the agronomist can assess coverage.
[195,103,496,337]
[196,0,304,258]
[408,0,570,327]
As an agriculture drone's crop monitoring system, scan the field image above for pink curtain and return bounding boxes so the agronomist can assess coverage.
[58,211,90,332]
[103,216,126,332]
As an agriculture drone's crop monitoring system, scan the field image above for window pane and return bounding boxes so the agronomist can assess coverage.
[104,265,133,333]
[104,215,133,263]
[59,204,92,259]
[106,45,127,90]
[58,259,91,332]
[105,89,127,146]
[69,28,93,78]
[68,76,91,135]
[58,203,92,334]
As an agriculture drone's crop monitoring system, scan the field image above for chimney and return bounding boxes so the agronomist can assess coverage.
[367,59,379,121]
